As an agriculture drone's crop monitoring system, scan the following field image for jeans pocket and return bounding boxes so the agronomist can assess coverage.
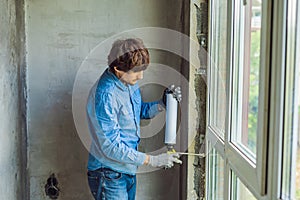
[103,169,122,180]
[87,171,99,198]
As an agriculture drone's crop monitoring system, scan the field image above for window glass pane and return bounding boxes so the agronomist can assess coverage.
[282,61,299,198]
[231,0,262,158]
[208,147,224,200]
[282,0,300,198]
[209,0,228,138]
[231,171,257,200]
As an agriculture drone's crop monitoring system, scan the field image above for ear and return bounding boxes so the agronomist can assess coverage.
[113,66,119,72]
[113,66,125,79]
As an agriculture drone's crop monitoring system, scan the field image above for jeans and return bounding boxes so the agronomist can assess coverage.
[87,168,136,200]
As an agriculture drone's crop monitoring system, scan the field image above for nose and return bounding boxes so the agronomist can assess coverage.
[137,71,143,80]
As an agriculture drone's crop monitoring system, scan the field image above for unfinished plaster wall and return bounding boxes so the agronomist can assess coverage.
[0,0,26,199]
[187,0,208,199]
[25,0,189,199]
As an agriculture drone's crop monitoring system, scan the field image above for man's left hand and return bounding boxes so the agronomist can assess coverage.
[162,85,182,106]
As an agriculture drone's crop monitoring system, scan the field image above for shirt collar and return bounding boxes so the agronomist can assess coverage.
[106,68,128,91]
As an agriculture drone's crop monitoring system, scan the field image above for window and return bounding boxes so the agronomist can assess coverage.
[206,0,299,199]
[206,146,225,200]
[231,171,256,200]
[281,0,300,199]
[209,0,228,138]
[207,0,269,199]
[231,0,262,157]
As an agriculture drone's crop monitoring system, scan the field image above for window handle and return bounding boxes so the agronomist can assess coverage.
[243,0,247,6]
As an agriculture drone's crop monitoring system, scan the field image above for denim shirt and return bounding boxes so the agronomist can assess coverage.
[86,68,161,175]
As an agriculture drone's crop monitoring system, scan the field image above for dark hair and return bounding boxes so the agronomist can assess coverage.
[107,38,150,73]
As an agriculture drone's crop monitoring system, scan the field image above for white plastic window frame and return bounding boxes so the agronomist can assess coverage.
[208,0,228,138]
[266,0,299,199]
[206,0,271,199]
[274,0,299,199]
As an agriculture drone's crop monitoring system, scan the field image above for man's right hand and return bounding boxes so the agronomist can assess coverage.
[148,153,182,168]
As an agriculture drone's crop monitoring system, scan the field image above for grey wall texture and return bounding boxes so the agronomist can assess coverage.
[187,1,207,199]
[25,0,189,199]
[0,0,26,199]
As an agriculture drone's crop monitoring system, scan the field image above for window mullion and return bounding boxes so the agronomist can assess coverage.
[267,0,288,199]
[256,0,272,195]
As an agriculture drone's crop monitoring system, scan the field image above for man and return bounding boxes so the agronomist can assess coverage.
[86,38,182,200]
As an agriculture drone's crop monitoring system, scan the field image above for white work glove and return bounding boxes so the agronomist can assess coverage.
[162,85,182,106]
[149,153,182,168]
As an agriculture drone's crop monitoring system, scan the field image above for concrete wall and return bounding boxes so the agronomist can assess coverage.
[0,0,26,199]
[188,0,208,199]
[25,0,189,199]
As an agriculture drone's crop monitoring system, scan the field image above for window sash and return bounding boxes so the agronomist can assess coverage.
[207,0,300,199]
[208,0,228,138]
[207,0,271,198]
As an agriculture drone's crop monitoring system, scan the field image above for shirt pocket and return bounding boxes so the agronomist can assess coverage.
[119,105,134,117]
[118,105,135,128]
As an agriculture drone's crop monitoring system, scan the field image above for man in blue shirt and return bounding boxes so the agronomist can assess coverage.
[86,38,182,200]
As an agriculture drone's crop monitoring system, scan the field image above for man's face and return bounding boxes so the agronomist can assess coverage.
[119,70,144,85]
